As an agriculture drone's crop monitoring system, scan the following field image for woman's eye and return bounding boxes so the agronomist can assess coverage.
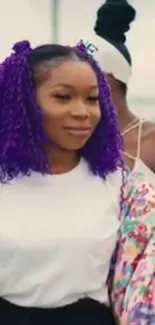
[87,96,99,103]
[54,94,71,101]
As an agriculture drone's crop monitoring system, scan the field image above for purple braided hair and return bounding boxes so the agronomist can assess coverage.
[0,41,48,181]
[76,41,124,176]
[0,39,125,183]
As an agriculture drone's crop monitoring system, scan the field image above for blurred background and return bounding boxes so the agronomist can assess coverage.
[0,0,155,119]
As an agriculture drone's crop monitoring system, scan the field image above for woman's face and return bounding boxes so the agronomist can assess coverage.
[36,59,101,151]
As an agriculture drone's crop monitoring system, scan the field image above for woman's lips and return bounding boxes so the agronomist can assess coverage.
[64,127,91,137]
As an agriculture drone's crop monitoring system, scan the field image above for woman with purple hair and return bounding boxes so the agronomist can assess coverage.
[0,40,155,325]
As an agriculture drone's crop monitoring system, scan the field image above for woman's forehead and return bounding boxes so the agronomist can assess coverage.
[40,60,98,90]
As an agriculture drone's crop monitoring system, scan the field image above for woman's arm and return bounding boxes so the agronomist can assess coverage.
[111,172,155,325]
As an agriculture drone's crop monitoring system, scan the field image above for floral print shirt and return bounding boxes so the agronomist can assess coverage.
[110,172,155,325]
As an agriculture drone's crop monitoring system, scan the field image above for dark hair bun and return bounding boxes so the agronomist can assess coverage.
[94,0,136,43]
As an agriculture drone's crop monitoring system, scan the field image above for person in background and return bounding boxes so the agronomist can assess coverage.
[79,0,155,185]
[0,40,155,325]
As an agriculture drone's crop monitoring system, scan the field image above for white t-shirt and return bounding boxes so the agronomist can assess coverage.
[0,159,122,307]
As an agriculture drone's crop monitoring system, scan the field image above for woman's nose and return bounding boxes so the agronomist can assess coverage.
[70,101,90,119]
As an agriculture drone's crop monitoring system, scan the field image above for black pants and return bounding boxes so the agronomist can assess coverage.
[0,297,116,325]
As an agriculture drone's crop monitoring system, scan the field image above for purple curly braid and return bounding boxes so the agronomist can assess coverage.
[76,41,124,176]
[0,39,124,182]
[0,41,48,182]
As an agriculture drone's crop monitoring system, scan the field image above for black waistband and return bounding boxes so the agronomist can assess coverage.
[0,297,116,325]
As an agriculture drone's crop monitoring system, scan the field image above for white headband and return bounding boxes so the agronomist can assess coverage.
[78,35,131,84]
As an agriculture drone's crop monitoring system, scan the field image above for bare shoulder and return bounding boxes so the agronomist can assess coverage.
[142,121,155,141]
[141,120,155,172]
[142,120,155,137]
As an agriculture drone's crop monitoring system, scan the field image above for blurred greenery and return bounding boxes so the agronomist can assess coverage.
[52,0,59,42]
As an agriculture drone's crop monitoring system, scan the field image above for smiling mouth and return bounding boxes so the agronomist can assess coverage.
[64,127,91,137]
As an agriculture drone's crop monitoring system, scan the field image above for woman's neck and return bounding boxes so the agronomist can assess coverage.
[118,109,137,133]
[114,98,137,132]
[46,145,80,175]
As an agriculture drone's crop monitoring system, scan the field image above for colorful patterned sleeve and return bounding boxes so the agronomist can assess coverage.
[111,172,155,325]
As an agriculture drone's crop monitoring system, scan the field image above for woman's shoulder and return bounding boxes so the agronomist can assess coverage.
[120,169,155,241]
[124,169,155,203]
